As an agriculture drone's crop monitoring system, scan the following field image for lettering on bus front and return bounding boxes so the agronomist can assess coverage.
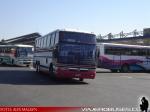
[59,31,96,44]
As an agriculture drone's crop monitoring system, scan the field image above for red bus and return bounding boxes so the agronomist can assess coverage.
[34,29,96,81]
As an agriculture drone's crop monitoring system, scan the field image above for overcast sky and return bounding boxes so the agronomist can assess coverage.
[0,0,150,39]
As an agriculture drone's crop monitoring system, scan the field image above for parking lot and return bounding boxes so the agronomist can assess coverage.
[0,66,149,110]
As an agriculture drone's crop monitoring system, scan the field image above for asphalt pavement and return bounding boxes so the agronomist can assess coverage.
[0,66,149,111]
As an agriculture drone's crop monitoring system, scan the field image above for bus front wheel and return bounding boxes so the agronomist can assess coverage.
[111,69,118,73]
[79,78,84,81]
[121,64,130,73]
[26,65,30,67]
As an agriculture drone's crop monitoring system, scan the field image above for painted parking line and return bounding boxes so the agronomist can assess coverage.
[120,76,133,79]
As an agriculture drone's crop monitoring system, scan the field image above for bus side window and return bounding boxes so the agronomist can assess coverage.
[46,35,50,48]
[105,46,119,55]
[49,34,52,48]
[139,49,147,57]
[55,32,59,44]
[38,38,41,48]
[147,49,150,56]
[43,37,45,48]
[45,35,48,48]
[40,38,42,48]
[42,38,44,48]
[51,33,54,47]
[38,39,40,48]
[3,48,5,53]
[122,48,130,55]
[37,39,39,48]
[43,36,46,48]
[105,46,110,54]
[45,36,47,48]
[131,49,138,56]
[50,34,53,47]
[35,40,37,47]
[53,33,56,45]
[1,48,3,53]
[141,49,147,56]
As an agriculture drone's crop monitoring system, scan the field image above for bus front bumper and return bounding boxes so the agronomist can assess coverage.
[17,60,32,65]
[55,67,96,79]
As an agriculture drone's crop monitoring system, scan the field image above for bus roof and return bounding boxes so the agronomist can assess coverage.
[97,43,150,49]
[36,29,95,40]
[58,29,95,34]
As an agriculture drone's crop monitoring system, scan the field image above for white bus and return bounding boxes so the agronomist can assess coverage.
[33,29,97,81]
[0,44,33,66]
[97,43,150,72]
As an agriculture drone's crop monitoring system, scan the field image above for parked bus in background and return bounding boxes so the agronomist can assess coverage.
[34,29,97,81]
[0,44,33,66]
[97,43,150,72]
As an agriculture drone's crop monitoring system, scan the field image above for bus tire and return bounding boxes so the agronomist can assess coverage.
[79,78,84,81]
[121,64,130,73]
[36,63,40,73]
[111,69,118,73]
[49,63,55,78]
[12,59,14,65]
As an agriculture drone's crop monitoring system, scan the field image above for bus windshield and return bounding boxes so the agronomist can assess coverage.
[58,43,96,65]
[17,47,33,57]
[59,31,96,44]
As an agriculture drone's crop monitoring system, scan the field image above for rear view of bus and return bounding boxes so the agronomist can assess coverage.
[34,29,97,81]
